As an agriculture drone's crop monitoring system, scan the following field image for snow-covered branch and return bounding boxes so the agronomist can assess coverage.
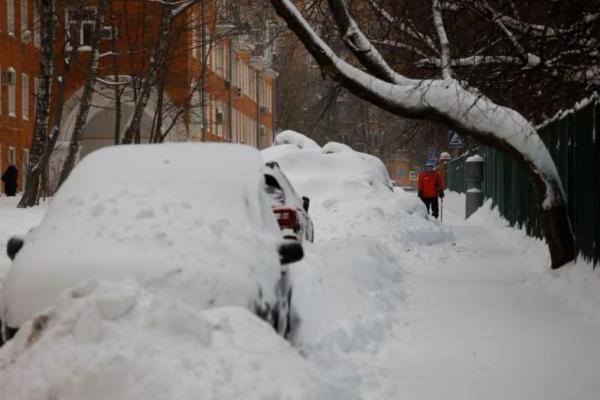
[432,0,452,79]
[95,76,137,87]
[416,55,524,68]
[328,0,407,85]
[371,39,429,58]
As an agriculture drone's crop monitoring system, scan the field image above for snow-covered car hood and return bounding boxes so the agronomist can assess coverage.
[2,144,283,327]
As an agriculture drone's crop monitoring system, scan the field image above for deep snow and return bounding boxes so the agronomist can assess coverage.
[0,136,599,399]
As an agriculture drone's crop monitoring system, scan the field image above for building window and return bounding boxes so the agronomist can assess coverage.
[67,7,97,47]
[34,6,40,47]
[7,0,15,35]
[9,146,16,166]
[34,77,40,112]
[22,149,29,187]
[7,68,17,117]
[191,13,198,58]
[22,73,29,120]
[21,0,30,41]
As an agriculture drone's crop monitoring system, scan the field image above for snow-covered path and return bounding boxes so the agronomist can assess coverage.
[301,192,600,400]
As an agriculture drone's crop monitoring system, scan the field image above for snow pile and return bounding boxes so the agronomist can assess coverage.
[263,132,392,207]
[273,130,321,150]
[290,237,404,354]
[3,144,283,328]
[263,132,452,246]
[320,141,353,154]
[448,191,600,326]
[263,131,453,356]
[0,281,356,400]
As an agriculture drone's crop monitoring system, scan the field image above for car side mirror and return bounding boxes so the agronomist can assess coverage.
[302,196,310,212]
[6,237,24,261]
[279,241,303,265]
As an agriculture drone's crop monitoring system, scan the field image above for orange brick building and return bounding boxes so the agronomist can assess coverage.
[1,0,277,193]
[0,0,36,192]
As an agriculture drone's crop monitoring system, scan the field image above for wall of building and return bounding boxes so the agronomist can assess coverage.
[0,0,36,193]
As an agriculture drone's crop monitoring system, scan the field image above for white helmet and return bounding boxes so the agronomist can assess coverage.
[439,152,451,161]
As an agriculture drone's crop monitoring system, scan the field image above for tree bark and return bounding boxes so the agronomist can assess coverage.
[18,0,55,208]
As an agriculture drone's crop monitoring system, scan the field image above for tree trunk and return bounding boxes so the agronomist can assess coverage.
[18,0,55,208]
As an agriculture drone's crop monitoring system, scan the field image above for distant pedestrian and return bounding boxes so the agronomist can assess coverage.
[418,161,444,218]
[1,165,19,196]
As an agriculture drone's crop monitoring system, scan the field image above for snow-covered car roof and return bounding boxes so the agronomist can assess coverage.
[2,143,283,327]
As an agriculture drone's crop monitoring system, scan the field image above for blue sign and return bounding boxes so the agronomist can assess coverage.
[448,129,464,148]
[426,146,437,162]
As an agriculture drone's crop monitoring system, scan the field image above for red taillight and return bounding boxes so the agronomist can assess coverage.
[274,208,298,228]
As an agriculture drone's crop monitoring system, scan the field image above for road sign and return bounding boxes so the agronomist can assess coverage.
[448,129,464,148]
[426,146,437,162]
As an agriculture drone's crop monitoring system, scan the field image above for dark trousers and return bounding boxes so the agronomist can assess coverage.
[420,196,439,218]
[4,184,17,197]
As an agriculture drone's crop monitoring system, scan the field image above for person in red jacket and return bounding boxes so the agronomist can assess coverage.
[418,161,444,218]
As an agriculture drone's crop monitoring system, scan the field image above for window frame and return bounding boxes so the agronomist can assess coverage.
[7,0,15,36]
[8,146,16,167]
[7,67,17,118]
[65,6,98,48]
[21,73,29,120]
[21,0,30,42]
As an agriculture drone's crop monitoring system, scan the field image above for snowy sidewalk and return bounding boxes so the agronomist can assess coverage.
[304,192,600,400]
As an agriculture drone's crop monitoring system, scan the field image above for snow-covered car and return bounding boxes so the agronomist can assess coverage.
[1,143,302,344]
[263,161,314,243]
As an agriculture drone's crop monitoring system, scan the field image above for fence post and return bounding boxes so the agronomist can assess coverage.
[465,154,484,218]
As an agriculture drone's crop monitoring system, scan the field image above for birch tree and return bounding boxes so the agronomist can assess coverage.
[18,0,56,208]
[270,0,575,268]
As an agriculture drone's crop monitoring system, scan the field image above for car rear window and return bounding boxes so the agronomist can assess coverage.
[264,174,285,206]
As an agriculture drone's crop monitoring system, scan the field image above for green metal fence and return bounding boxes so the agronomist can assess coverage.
[446,95,599,267]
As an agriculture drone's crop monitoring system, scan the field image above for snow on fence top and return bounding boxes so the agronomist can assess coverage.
[536,92,599,130]
[466,154,484,163]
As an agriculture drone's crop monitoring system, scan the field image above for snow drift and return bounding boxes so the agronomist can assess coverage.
[262,131,453,355]
[2,144,284,328]
[262,133,392,208]
[0,281,356,400]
